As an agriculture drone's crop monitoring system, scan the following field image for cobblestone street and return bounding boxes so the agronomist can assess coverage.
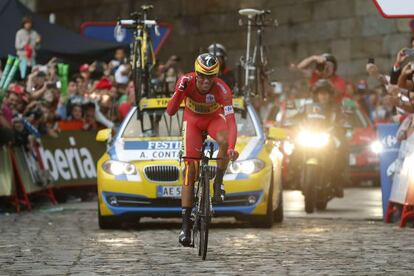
[1,188,414,275]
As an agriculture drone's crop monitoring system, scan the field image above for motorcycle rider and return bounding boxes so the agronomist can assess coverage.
[294,79,347,197]
[208,43,236,89]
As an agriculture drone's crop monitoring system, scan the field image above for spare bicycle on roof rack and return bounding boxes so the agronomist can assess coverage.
[237,9,278,113]
[116,5,177,136]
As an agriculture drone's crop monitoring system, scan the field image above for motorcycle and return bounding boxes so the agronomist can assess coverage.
[292,103,348,213]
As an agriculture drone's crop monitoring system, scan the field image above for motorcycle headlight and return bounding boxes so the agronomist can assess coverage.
[227,159,265,175]
[297,131,330,148]
[103,160,137,176]
[370,140,383,154]
[283,141,295,155]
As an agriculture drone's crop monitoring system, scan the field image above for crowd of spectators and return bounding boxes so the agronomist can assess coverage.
[276,39,414,128]
[3,16,414,150]
[0,17,184,147]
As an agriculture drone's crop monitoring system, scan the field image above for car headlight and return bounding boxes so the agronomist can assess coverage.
[227,159,265,175]
[297,130,330,148]
[370,140,383,154]
[102,160,137,176]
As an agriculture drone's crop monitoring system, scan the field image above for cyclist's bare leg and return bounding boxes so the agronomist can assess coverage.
[215,130,229,169]
[179,160,198,246]
[182,161,197,207]
[213,130,229,202]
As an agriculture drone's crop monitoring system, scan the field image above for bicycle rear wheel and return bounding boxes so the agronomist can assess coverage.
[199,171,210,260]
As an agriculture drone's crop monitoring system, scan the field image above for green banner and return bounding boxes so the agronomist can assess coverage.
[39,131,106,187]
[0,146,14,196]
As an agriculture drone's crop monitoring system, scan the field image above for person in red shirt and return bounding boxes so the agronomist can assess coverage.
[166,53,239,247]
[295,53,350,103]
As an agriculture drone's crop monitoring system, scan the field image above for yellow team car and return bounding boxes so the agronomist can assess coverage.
[96,97,284,228]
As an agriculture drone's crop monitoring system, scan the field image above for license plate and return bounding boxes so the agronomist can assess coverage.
[157,186,182,198]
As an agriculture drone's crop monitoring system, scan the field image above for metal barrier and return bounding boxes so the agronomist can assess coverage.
[0,131,106,212]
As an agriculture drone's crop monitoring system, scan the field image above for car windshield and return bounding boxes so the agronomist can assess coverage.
[121,108,257,138]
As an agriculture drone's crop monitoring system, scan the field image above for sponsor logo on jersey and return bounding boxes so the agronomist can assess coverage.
[186,98,220,114]
[206,94,215,103]
[224,105,234,115]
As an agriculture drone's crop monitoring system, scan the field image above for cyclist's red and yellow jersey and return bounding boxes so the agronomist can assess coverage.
[166,72,237,150]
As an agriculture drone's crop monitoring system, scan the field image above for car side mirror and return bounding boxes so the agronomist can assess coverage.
[96,128,111,142]
[268,127,287,140]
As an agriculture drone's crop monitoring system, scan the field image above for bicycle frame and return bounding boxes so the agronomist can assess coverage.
[117,5,159,121]
[180,137,221,260]
[239,9,277,101]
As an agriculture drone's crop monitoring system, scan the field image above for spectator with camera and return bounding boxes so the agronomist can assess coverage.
[294,53,350,102]
[363,60,393,124]
[397,62,414,91]
[390,37,414,85]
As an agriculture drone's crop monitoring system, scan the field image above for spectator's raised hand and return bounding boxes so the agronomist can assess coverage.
[395,48,408,67]
[35,35,41,45]
[383,85,400,107]
[48,57,58,66]
[401,63,413,77]
[314,55,327,64]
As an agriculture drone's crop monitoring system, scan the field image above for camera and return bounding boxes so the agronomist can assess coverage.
[401,49,414,67]
[403,48,414,56]
[46,81,61,89]
[315,62,325,72]
[46,82,57,89]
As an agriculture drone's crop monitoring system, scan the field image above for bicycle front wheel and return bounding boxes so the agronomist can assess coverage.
[199,171,210,260]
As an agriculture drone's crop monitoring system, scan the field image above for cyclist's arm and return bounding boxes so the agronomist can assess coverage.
[218,80,237,150]
[166,76,188,116]
[225,107,237,150]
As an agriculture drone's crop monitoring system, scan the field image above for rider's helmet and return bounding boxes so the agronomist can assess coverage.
[194,53,220,76]
[208,43,227,58]
[312,79,335,97]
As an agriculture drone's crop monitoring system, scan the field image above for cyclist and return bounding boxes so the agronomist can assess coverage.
[208,43,236,89]
[166,53,239,247]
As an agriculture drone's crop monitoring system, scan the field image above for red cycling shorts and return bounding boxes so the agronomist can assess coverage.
[182,110,227,160]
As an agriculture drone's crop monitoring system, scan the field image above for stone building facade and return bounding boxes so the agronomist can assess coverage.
[31,0,413,81]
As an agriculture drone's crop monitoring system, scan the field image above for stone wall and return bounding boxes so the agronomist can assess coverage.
[33,0,413,81]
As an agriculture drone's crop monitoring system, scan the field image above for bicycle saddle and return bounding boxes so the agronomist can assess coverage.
[239,8,266,17]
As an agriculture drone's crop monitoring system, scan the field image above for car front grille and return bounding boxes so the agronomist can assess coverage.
[144,165,179,182]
